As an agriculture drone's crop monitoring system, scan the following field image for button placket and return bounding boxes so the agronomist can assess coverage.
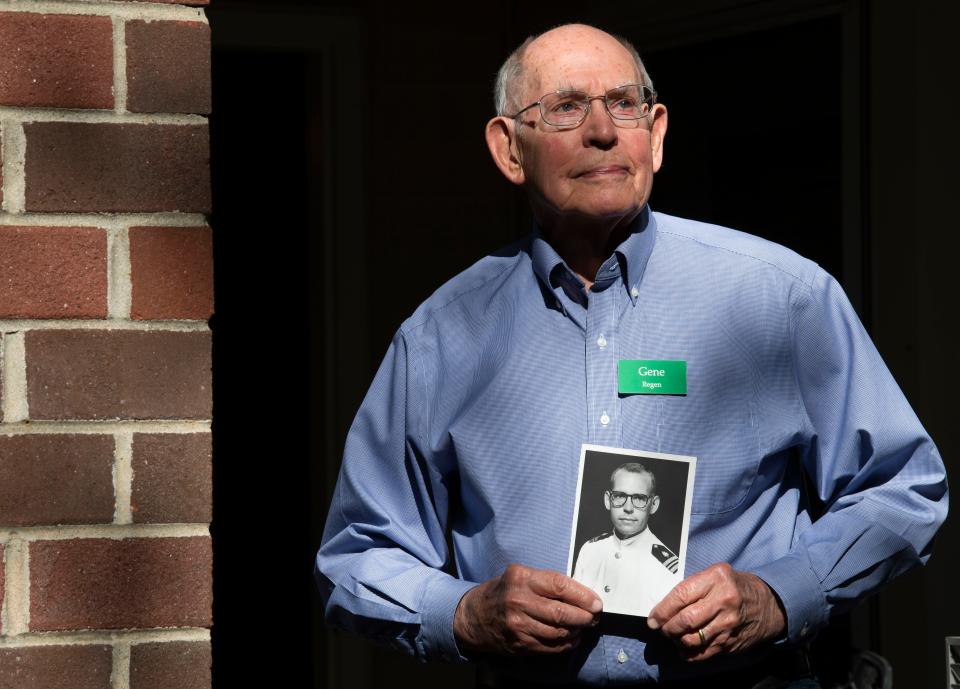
[584,285,619,442]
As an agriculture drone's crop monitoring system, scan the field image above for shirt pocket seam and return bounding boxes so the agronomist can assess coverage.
[657,419,760,515]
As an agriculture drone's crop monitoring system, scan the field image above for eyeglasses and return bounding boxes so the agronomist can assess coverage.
[508,84,657,128]
[607,490,651,509]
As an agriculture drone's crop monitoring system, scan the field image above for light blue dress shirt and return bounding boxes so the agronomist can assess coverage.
[315,208,947,684]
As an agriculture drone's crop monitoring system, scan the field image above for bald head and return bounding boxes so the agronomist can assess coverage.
[494,24,652,116]
[484,21,668,227]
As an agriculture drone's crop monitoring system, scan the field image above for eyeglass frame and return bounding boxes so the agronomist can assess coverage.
[506,83,658,129]
[605,490,653,510]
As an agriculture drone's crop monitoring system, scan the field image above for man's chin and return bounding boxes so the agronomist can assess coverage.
[551,201,643,224]
[614,526,643,539]
[574,195,641,215]
[529,187,647,226]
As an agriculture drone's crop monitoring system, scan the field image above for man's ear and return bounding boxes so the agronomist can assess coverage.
[603,490,612,511]
[485,116,525,185]
[649,495,660,515]
[649,104,668,173]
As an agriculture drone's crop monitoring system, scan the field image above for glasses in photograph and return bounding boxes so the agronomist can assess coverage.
[607,490,651,509]
[509,84,657,128]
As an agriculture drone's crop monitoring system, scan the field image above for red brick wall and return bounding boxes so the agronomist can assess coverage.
[0,1,212,687]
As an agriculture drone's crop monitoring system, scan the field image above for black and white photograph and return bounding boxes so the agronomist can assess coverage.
[566,445,696,617]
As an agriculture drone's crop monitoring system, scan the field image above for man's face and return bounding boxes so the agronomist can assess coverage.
[604,470,659,539]
[509,26,667,221]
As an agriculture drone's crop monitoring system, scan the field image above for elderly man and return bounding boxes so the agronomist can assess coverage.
[316,23,947,687]
[573,462,681,617]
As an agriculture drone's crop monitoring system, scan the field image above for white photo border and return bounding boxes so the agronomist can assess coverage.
[565,443,697,614]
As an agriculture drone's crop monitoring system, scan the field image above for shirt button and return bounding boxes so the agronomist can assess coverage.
[609,264,617,272]
[617,648,628,664]
[600,412,610,426]
[630,287,639,298]
[597,334,607,348]
[604,585,611,593]
[614,552,621,559]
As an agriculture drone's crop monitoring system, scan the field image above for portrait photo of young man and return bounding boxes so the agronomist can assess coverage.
[569,447,695,618]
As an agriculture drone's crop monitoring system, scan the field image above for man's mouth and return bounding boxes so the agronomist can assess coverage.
[577,165,630,178]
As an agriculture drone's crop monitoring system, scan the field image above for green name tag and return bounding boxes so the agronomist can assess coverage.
[618,360,687,395]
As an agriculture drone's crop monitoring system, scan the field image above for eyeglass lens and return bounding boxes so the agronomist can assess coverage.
[609,491,650,509]
[540,85,653,126]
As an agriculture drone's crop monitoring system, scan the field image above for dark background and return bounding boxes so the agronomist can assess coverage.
[206,1,959,687]
[571,450,694,567]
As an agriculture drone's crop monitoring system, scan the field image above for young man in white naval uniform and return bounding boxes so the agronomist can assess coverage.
[574,462,681,616]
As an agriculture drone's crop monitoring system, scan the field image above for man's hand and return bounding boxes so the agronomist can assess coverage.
[454,564,602,656]
[646,563,785,661]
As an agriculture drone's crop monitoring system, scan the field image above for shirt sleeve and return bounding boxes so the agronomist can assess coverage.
[750,267,948,643]
[314,329,478,662]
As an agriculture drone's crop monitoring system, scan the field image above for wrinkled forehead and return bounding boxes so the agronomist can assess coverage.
[521,29,640,100]
[611,470,654,495]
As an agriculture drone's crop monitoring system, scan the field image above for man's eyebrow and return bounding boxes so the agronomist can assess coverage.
[551,81,641,94]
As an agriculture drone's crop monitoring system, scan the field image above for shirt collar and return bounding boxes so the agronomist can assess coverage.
[530,205,657,309]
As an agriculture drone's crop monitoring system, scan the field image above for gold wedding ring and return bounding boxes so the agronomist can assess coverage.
[697,628,706,646]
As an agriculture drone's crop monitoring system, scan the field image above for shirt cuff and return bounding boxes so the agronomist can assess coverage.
[418,574,479,662]
[748,553,828,644]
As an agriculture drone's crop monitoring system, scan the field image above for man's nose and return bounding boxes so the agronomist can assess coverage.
[622,500,634,513]
[582,97,617,149]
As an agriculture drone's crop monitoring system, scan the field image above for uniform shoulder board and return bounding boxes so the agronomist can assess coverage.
[587,532,612,544]
[651,543,679,574]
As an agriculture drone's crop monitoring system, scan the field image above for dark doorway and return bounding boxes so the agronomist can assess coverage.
[207,4,857,688]
[648,16,844,281]
[209,46,317,687]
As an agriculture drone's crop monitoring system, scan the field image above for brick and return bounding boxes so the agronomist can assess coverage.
[132,433,211,523]
[0,435,114,527]
[0,226,107,319]
[130,641,211,689]
[130,226,213,320]
[127,21,211,115]
[0,13,113,109]
[24,122,210,213]
[0,333,4,420]
[26,330,211,420]
[30,536,212,631]
[0,543,4,626]
[111,0,208,4]
[0,645,112,689]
